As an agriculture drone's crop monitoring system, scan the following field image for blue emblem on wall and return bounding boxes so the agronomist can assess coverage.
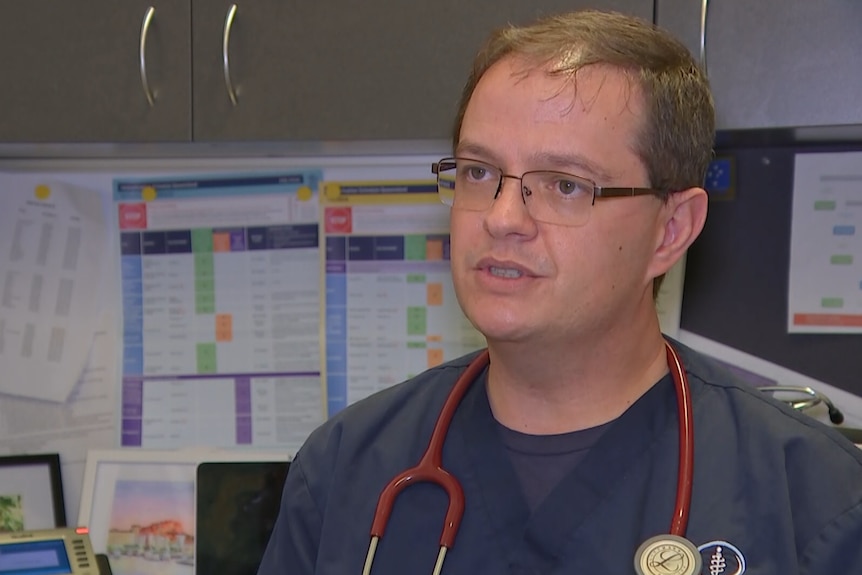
[704,157,735,200]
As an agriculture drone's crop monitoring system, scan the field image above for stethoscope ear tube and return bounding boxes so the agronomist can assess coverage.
[362,344,694,574]
[364,350,489,575]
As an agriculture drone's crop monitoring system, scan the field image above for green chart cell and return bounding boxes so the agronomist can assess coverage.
[195,252,214,274]
[407,341,427,349]
[196,292,216,314]
[821,297,844,309]
[192,228,213,252]
[407,306,427,335]
[405,235,427,260]
[196,276,215,292]
[406,273,426,284]
[196,342,217,373]
[195,251,215,314]
[830,254,853,265]
[813,200,837,211]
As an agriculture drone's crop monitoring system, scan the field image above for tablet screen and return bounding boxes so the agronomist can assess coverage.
[195,461,289,575]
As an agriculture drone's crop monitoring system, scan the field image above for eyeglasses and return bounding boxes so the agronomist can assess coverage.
[431,157,665,227]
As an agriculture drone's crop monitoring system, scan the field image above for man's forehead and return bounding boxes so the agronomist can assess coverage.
[486,57,643,124]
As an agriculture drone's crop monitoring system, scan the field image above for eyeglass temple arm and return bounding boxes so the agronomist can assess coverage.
[594,186,664,198]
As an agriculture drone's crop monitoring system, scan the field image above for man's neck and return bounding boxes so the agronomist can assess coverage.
[485,326,670,435]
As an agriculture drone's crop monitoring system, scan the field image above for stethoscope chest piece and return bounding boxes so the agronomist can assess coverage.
[634,534,702,575]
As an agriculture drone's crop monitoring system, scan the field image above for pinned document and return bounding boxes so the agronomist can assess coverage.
[0,178,110,401]
[789,152,862,333]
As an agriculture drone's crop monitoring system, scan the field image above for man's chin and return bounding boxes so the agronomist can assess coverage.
[471,320,533,346]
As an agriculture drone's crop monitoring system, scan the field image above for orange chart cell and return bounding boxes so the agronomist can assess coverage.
[427,348,444,367]
[426,239,444,260]
[216,313,233,341]
[427,283,443,306]
[212,232,232,252]
[426,334,442,342]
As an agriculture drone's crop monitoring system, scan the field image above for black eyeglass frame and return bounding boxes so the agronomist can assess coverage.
[431,157,668,207]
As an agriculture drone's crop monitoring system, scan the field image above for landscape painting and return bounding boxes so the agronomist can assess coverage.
[104,479,195,575]
[0,495,25,532]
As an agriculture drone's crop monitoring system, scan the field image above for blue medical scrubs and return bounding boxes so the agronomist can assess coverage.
[257,343,862,574]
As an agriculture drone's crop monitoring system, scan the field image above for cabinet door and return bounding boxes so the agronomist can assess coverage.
[657,0,862,130]
[192,0,653,142]
[0,0,191,143]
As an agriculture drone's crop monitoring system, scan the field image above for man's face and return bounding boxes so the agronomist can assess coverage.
[449,56,669,346]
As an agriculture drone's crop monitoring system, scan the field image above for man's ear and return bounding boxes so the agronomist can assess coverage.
[650,187,708,278]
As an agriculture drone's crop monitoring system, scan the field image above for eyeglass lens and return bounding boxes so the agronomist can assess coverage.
[435,158,595,227]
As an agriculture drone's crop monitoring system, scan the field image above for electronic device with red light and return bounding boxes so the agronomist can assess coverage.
[0,527,99,575]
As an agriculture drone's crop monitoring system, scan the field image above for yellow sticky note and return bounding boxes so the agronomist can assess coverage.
[297,186,313,201]
[34,184,51,200]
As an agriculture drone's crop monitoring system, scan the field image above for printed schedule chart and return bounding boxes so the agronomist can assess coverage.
[322,182,486,415]
[116,172,324,450]
[790,152,862,333]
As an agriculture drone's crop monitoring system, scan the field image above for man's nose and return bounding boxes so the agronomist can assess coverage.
[494,174,527,204]
[484,175,536,234]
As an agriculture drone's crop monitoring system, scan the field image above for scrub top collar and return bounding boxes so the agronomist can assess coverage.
[451,366,682,573]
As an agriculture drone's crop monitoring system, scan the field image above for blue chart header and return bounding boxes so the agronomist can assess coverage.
[113,171,323,201]
[247,224,319,250]
[337,183,437,195]
[120,224,318,254]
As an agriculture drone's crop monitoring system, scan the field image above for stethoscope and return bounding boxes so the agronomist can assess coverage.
[362,341,700,575]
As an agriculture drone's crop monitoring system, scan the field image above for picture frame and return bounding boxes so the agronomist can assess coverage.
[0,453,66,532]
[78,448,290,575]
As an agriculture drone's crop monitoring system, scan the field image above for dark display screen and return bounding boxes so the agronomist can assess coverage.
[196,461,290,575]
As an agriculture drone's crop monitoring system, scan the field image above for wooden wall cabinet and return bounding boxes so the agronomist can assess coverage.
[0,1,653,144]
[192,0,654,142]
[0,1,192,143]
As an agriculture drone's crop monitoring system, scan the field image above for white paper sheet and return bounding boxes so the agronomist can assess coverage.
[0,313,118,523]
[789,152,862,333]
[0,178,110,401]
[656,256,686,338]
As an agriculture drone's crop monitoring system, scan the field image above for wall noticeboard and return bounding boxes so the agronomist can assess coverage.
[681,144,862,396]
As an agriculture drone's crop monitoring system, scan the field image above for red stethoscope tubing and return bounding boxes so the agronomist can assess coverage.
[363,341,693,574]
[666,341,694,537]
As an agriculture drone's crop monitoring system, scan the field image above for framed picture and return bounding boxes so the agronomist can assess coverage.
[0,453,66,532]
[78,449,289,575]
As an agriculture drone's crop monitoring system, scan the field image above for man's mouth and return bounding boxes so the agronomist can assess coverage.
[488,266,524,279]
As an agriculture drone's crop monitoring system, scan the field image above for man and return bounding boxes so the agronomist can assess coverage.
[258,10,862,574]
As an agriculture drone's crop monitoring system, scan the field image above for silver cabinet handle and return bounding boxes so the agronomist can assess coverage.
[699,0,710,74]
[223,4,239,106]
[139,6,156,107]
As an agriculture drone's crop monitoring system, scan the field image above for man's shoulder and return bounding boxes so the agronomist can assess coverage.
[675,340,862,471]
[671,340,862,567]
